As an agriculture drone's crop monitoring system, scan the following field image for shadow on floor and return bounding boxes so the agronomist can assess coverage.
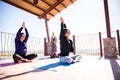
[0,62,16,67]
[0,62,71,79]
[0,71,31,80]
[110,59,120,80]
[0,67,44,80]
[37,62,71,71]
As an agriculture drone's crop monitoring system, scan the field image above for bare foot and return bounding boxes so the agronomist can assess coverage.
[25,59,32,63]
[18,60,23,63]
[75,55,82,62]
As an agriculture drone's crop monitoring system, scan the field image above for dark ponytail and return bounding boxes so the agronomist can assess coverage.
[63,29,70,36]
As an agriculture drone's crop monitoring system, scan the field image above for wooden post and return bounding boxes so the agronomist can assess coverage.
[44,38,51,56]
[73,35,76,55]
[116,30,120,56]
[99,32,103,57]
[44,15,50,42]
[44,38,46,56]
[103,0,111,38]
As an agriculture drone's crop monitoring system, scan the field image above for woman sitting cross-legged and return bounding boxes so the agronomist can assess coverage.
[13,22,37,63]
[59,17,82,64]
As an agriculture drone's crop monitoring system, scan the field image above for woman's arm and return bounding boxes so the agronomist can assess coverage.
[15,27,23,42]
[59,17,67,40]
[24,28,29,42]
[23,22,29,42]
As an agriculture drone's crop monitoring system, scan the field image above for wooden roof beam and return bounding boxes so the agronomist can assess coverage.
[39,0,63,19]
[2,0,39,16]
[24,0,45,11]
[54,8,60,13]
[70,0,74,3]
[24,0,54,17]
[42,0,60,13]
[61,3,67,8]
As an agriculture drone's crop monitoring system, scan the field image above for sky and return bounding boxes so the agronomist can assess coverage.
[0,0,120,39]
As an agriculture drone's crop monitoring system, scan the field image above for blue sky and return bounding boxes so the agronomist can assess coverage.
[0,0,120,38]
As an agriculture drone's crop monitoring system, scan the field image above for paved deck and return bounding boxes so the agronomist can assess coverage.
[0,55,120,80]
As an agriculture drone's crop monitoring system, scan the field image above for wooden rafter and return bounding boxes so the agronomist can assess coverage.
[24,0,54,17]
[42,0,60,13]
[61,3,67,8]
[2,0,76,20]
[70,0,74,3]
[39,0,64,19]
[2,0,39,16]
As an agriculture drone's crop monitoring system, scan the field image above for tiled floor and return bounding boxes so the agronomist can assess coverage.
[0,55,120,80]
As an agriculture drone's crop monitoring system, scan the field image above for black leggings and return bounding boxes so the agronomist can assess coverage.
[13,53,37,63]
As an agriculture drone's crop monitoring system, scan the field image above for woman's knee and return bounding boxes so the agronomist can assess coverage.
[60,57,73,64]
[26,53,37,60]
[13,54,23,63]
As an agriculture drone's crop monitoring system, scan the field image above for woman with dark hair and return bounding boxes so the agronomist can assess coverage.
[13,22,37,63]
[59,17,81,64]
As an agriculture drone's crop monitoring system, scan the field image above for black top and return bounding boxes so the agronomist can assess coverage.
[59,23,73,56]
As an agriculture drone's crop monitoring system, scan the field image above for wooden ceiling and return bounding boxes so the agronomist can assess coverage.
[2,0,76,20]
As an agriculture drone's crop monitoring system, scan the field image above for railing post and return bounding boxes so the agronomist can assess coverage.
[0,32,3,57]
[44,38,46,56]
[99,32,103,57]
[73,35,76,55]
[1,32,4,56]
[116,30,120,56]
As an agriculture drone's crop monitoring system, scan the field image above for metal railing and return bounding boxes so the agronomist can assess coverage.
[75,30,120,56]
[75,33,100,55]
[0,32,44,58]
[0,30,120,58]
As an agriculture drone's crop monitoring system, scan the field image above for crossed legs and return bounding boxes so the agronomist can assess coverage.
[59,55,82,64]
[13,53,37,63]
